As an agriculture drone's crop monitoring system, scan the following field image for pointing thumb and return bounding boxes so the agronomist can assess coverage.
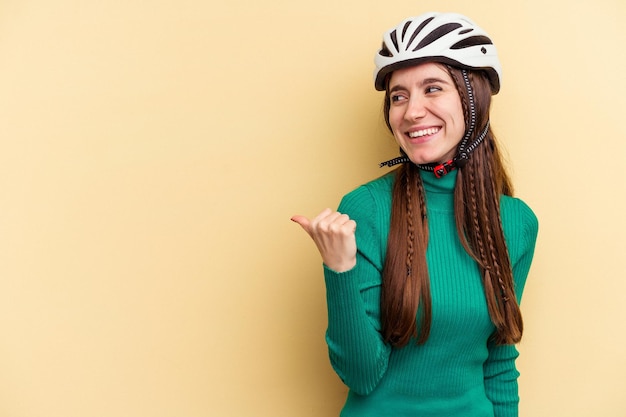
[290,215,311,234]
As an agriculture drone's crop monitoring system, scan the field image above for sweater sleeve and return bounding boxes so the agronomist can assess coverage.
[323,183,392,395]
[484,198,539,417]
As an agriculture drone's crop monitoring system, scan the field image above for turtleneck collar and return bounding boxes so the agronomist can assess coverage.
[418,168,457,212]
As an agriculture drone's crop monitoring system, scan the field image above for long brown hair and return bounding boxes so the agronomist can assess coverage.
[380,66,522,347]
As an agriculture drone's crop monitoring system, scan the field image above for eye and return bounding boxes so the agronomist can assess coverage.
[425,85,442,94]
[390,93,407,103]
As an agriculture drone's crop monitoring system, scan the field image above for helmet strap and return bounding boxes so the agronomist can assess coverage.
[454,70,477,168]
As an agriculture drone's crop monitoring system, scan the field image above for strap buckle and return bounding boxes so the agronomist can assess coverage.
[433,160,456,178]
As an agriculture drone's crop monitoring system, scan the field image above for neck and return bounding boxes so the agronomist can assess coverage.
[419,169,457,212]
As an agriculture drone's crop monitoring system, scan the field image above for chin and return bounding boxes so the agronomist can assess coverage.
[406,149,455,165]
[407,154,440,165]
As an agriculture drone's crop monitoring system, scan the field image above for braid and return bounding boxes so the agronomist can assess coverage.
[478,160,507,328]
[413,169,431,343]
[462,161,503,327]
[482,155,507,300]
[416,169,428,235]
[467,164,489,268]
[483,152,523,343]
[405,167,415,278]
[381,164,431,347]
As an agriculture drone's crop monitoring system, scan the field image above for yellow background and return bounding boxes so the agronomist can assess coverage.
[1,1,625,416]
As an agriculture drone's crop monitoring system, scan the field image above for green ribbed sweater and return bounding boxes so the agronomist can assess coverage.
[324,169,538,417]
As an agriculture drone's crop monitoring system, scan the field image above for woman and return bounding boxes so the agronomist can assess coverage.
[292,12,538,417]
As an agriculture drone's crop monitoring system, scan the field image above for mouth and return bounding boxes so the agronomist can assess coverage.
[407,127,440,138]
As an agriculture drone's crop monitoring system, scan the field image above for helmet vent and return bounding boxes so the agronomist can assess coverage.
[451,35,493,49]
[413,23,462,51]
[401,21,412,39]
[390,30,399,52]
[379,42,393,57]
[405,17,435,48]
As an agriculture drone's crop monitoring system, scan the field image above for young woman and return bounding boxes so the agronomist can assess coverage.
[292,12,538,417]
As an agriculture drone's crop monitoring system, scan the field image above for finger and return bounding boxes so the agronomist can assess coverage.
[314,210,342,230]
[331,218,357,236]
[317,212,355,235]
[335,213,354,227]
[344,218,357,233]
[290,215,312,234]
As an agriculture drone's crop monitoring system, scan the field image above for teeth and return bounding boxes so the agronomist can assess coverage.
[408,128,439,138]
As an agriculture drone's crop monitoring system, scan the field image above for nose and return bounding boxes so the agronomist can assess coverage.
[404,96,427,121]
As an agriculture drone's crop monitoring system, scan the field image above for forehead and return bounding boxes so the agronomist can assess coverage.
[388,62,453,87]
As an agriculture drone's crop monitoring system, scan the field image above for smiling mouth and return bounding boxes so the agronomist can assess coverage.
[408,127,440,138]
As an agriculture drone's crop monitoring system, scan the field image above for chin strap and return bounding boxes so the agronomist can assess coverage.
[379,121,490,178]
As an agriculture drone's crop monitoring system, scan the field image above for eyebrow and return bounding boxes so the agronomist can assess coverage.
[389,77,451,93]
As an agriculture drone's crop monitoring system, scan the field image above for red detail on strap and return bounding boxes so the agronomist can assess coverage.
[433,160,455,178]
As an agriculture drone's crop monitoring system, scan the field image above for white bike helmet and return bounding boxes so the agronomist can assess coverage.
[374,12,502,93]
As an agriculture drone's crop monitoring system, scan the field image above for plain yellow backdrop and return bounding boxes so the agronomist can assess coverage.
[0,1,624,416]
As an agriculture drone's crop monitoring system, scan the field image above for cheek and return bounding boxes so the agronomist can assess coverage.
[387,109,403,132]
[449,100,465,129]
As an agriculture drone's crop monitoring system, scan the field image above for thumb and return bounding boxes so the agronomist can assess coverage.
[290,215,311,234]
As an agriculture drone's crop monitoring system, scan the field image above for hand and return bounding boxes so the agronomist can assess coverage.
[291,208,357,273]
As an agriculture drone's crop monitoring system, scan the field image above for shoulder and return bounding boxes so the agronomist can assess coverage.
[500,196,539,231]
[338,172,395,216]
[337,173,395,264]
[500,195,539,257]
